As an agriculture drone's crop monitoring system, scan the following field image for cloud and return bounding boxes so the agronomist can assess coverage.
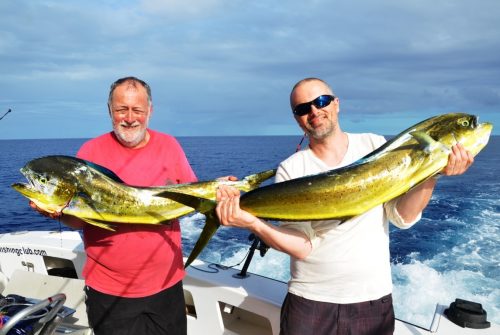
[0,0,499,139]
[140,0,226,17]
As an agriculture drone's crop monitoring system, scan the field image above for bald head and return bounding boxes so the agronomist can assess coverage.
[290,78,336,111]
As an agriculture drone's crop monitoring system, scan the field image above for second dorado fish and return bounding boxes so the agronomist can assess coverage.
[12,155,275,231]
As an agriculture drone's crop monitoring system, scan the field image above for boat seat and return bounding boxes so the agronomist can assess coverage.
[0,270,92,335]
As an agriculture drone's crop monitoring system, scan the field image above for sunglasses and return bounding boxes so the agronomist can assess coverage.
[293,95,336,116]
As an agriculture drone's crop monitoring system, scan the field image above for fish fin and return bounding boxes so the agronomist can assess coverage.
[184,211,220,268]
[240,169,277,191]
[80,217,116,231]
[156,191,221,267]
[410,131,450,153]
[155,191,217,213]
[63,155,125,183]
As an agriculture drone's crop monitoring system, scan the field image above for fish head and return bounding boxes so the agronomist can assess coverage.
[12,156,81,214]
[426,113,493,157]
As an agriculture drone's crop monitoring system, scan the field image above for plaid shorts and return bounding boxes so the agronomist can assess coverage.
[280,292,395,335]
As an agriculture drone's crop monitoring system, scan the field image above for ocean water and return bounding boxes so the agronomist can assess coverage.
[0,135,498,328]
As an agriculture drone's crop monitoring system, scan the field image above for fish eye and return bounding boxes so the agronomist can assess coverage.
[458,118,470,127]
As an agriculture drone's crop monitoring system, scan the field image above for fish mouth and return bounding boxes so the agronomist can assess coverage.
[15,170,34,188]
[477,122,493,146]
[480,122,493,132]
[12,180,65,214]
[12,181,39,199]
[12,170,47,200]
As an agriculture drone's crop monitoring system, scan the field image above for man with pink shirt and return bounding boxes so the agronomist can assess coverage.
[32,76,196,335]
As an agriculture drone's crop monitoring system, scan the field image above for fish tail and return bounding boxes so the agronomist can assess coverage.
[240,169,276,192]
[157,169,274,266]
[184,211,220,267]
[156,191,221,266]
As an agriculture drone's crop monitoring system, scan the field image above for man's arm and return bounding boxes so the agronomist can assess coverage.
[395,143,474,223]
[216,186,312,260]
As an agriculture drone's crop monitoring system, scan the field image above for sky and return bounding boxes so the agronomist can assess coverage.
[0,0,499,140]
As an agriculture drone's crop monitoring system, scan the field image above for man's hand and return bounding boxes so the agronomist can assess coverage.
[441,143,474,176]
[29,201,85,229]
[29,201,62,220]
[216,185,258,229]
[216,175,238,181]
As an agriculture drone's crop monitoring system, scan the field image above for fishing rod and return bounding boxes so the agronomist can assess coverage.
[0,109,12,121]
[295,132,307,152]
[233,233,269,279]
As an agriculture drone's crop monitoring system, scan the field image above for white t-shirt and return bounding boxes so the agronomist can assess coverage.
[276,133,419,304]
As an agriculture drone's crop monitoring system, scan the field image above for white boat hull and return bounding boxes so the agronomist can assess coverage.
[0,231,497,335]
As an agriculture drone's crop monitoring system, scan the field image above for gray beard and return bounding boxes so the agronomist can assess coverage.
[307,122,335,140]
[113,127,147,148]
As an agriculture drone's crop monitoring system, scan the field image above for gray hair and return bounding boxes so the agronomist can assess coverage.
[108,76,152,106]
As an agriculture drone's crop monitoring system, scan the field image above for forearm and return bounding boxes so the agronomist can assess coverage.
[396,178,437,223]
[216,185,312,259]
[246,217,312,260]
[396,143,474,223]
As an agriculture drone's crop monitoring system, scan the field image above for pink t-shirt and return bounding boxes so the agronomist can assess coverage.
[76,130,197,297]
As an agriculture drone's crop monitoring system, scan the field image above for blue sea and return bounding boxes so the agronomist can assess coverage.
[1,136,499,328]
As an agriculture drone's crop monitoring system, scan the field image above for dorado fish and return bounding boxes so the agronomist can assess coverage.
[161,113,493,266]
[12,155,276,231]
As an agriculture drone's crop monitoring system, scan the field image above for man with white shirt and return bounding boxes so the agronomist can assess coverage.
[215,77,474,335]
